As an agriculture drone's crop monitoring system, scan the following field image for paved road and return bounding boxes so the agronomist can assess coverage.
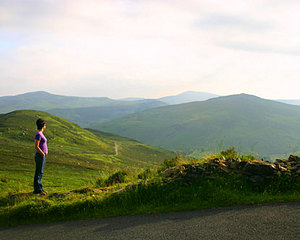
[1,202,299,240]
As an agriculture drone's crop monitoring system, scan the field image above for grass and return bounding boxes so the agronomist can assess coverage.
[0,152,299,228]
[0,110,299,227]
[0,110,174,196]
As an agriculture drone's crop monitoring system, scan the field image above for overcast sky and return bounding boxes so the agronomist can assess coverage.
[0,0,299,99]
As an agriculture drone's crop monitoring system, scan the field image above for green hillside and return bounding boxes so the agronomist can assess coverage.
[96,94,300,159]
[0,110,174,195]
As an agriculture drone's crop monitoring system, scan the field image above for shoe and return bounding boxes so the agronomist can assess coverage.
[40,191,47,195]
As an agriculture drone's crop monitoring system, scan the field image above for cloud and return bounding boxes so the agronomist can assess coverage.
[195,14,274,32]
[217,41,300,56]
[0,0,62,30]
[0,0,300,99]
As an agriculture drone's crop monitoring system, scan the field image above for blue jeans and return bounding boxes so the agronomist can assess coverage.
[34,153,46,193]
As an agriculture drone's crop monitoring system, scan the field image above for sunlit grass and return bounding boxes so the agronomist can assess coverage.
[1,152,299,227]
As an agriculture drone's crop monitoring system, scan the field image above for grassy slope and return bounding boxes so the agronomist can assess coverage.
[0,110,174,196]
[96,94,300,159]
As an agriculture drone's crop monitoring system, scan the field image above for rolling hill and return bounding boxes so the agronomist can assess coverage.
[0,110,174,195]
[95,94,300,159]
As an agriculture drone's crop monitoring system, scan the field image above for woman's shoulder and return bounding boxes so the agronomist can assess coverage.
[35,131,42,139]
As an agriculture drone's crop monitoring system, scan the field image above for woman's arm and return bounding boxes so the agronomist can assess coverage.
[35,139,45,157]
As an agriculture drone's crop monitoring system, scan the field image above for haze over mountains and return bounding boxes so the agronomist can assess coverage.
[277,100,300,106]
[1,91,300,159]
[0,91,167,127]
[0,91,219,127]
[158,91,219,105]
[96,94,300,159]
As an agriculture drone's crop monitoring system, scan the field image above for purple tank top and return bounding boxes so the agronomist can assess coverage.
[35,131,48,154]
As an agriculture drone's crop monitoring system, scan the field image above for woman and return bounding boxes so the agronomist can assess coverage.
[34,118,48,195]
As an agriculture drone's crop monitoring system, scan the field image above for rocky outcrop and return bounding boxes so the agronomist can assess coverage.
[163,155,300,184]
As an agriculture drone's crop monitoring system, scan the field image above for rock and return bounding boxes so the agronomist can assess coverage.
[276,165,288,173]
[242,161,276,177]
[162,155,300,184]
[276,159,287,164]
[288,155,300,162]
[163,165,186,183]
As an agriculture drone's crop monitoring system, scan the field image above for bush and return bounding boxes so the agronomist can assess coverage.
[137,169,153,180]
[95,177,105,187]
[96,170,128,187]
[220,147,255,160]
[220,147,238,159]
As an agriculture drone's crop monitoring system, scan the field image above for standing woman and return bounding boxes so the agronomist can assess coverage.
[34,118,48,195]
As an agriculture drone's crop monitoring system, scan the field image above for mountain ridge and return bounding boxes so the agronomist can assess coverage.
[95,94,300,159]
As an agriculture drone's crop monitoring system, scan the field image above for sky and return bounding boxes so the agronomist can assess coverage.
[0,0,299,99]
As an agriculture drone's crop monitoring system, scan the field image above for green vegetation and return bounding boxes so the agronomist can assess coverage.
[0,151,299,227]
[0,110,174,196]
[96,94,300,160]
[95,170,128,187]
[0,109,299,228]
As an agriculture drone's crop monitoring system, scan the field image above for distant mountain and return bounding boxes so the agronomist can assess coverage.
[119,97,146,101]
[48,99,167,127]
[0,91,167,127]
[0,91,113,113]
[96,94,300,158]
[276,99,300,106]
[158,91,219,105]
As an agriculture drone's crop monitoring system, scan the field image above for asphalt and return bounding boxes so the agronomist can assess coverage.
[1,201,299,240]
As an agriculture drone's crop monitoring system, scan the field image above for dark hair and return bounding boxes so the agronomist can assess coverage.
[36,118,45,130]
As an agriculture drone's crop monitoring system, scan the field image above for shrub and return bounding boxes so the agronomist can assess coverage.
[220,147,238,159]
[220,147,255,160]
[105,170,127,186]
[95,170,128,187]
[137,168,153,180]
[95,177,105,188]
